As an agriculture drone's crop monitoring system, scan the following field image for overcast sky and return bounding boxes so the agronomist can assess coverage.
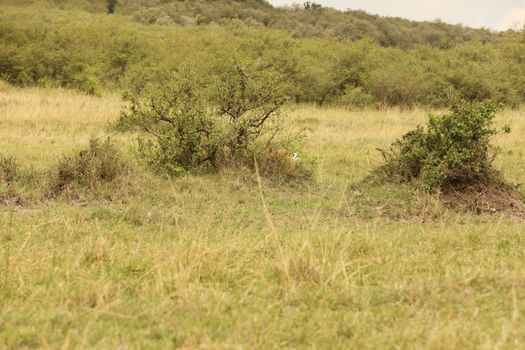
[267,0,525,30]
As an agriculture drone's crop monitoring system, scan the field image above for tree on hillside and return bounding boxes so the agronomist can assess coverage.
[107,0,118,14]
[303,1,321,10]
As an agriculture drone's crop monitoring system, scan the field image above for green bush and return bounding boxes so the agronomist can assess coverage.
[120,61,298,177]
[120,69,223,175]
[53,138,130,193]
[212,62,289,154]
[374,97,509,192]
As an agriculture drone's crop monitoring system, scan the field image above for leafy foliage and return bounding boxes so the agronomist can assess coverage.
[375,98,509,191]
[120,61,294,176]
[122,70,222,175]
[213,63,288,153]
[303,2,322,10]
[36,0,493,48]
[1,3,525,107]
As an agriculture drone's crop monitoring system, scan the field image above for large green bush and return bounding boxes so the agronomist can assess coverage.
[121,69,223,175]
[212,62,289,153]
[120,61,297,177]
[374,98,509,192]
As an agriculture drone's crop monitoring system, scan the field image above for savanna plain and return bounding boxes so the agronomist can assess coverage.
[2,83,525,349]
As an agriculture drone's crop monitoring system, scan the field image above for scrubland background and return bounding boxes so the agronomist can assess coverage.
[1,0,525,107]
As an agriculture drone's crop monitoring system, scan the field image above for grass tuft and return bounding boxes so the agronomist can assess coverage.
[52,137,132,197]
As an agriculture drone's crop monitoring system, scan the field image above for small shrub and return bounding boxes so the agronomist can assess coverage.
[0,155,43,205]
[0,155,21,184]
[53,138,130,193]
[373,97,509,192]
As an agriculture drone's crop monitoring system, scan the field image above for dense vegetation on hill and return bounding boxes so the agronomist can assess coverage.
[5,0,496,48]
[0,1,524,107]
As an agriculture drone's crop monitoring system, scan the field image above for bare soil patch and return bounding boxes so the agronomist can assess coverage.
[441,180,525,217]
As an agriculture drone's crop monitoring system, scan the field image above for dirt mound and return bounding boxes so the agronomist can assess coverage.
[441,180,525,217]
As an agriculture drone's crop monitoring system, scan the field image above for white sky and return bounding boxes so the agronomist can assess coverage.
[268,0,525,30]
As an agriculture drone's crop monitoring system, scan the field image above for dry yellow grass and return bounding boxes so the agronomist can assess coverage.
[2,85,525,349]
[0,83,123,167]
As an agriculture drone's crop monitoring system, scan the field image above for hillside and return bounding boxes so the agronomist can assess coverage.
[3,0,496,48]
[1,2,524,108]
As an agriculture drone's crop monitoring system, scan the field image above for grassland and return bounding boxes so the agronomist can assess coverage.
[2,83,525,349]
